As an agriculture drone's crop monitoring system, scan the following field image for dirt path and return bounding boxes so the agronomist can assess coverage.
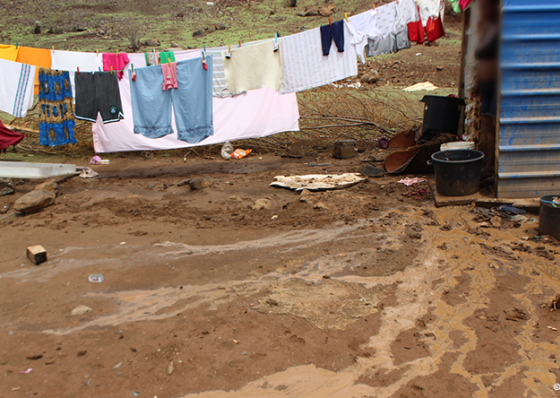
[1,155,560,397]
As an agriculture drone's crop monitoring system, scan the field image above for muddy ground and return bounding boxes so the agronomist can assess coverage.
[1,153,560,398]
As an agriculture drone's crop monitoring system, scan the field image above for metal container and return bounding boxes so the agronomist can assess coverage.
[539,195,560,239]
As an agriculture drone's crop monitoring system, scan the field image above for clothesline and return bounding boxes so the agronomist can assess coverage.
[0,0,446,153]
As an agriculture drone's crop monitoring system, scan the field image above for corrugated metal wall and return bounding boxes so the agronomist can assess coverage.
[498,0,560,198]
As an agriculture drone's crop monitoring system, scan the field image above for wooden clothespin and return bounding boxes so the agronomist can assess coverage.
[96,49,99,56]
[52,45,54,51]
[226,44,232,59]
[116,48,118,56]
[110,66,113,75]
[344,12,349,22]
[168,58,171,67]
[328,18,332,28]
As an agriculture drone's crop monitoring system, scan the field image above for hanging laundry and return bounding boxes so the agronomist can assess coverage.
[426,16,445,42]
[396,0,420,30]
[145,50,159,66]
[459,0,474,11]
[408,6,425,44]
[223,40,282,95]
[375,2,399,38]
[396,27,412,51]
[92,74,300,153]
[161,62,178,90]
[366,34,397,57]
[319,20,345,56]
[16,47,51,95]
[448,0,461,13]
[130,57,214,143]
[0,58,35,118]
[103,53,130,80]
[0,120,25,152]
[417,0,444,27]
[38,69,76,147]
[74,72,124,123]
[51,50,103,72]
[0,44,18,61]
[159,52,176,64]
[347,10,382,63]
[280,24,357,94]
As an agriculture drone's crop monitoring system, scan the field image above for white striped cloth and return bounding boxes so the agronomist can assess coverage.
[0,58,35,118]
[279,23,358,94]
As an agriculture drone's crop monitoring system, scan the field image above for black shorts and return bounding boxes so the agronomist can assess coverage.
[74,72,124,123]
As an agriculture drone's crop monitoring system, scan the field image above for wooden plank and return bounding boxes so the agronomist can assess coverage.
[428,179,482,207]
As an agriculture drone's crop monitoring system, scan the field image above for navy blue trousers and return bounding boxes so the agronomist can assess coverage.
[320,20,345,56]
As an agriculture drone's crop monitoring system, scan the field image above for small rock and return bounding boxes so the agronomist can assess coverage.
[189,176,213,190]
[69,305,93,317]
[77,350,87,357]
[13,189,56,214]
[26,354,43,360]
[167,360,174,375]
[35,179,57,194]
[241,351,247,355]
[251,198,272,210]
[229,195,243,202]
[333,140,356,159]
[215,23,226,30]
[177,179,191,187]
[170,42,181,47]
[299,189,316,204]
[361,164,384,177]
[192,30,204,38]
[113,362,123,370]
[360,70,379,84]
[144,39,160,47]
[314,201,328,210]
[0,178,15,196]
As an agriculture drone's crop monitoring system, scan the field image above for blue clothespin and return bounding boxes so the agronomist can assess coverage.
[273,34,279,52]
[302,27,305,31]
[98,67,102,75]
[203,44,207,52]
[16,42,18,49]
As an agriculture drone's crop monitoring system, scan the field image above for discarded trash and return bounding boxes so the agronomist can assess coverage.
[88,274,104,283]
[271,215,278,220]
[78,167,99,179]
[120,242,126,245]
[167,360,174,375]
[403,81,438,92]
[378,137,389,149]
[308,162,330,167]
[132,393,140,397]
[231,149,252,159]
[100,159,110,165]
[89,156,102,165]
[20,368,32,374]
[241,351,247,355]
[70,305,93,316]
[113,362,123,370]
[221,142,234,160]
[26,245,47,265]
[271,174,365,191]
[397,177,427,187]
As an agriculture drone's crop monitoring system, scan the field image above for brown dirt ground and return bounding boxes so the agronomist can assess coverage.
[1,152,560,398]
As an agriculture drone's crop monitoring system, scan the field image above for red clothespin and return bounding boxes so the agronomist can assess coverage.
[373,2,376,10]
[328,18,332,28]
[238,40,241,48]
[77,67,80,75]
[202,51,208,71]
[131,64,137,82]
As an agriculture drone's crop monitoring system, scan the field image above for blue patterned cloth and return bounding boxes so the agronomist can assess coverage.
[38,69,77,146]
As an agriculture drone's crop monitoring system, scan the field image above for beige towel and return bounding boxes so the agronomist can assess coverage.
[223,40,283,95]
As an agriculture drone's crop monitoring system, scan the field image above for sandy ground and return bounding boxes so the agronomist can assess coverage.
[1,153,560,398]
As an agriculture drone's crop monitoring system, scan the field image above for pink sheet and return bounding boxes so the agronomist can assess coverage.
[91,69,299,153]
